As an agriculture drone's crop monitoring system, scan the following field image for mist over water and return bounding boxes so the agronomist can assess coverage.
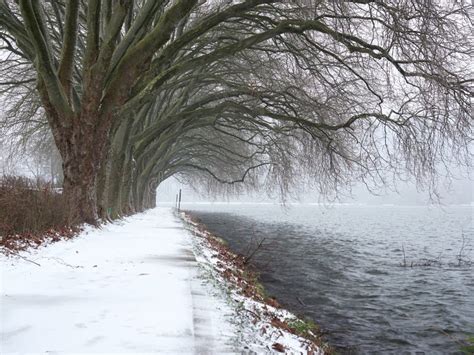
[181,203,474,354]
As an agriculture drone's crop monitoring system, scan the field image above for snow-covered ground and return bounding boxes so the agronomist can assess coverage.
[1,208,239,353]
[1,207,324,353]
[182,212,325,355]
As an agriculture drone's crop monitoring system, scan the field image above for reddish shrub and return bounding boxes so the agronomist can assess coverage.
[0,176,78,251]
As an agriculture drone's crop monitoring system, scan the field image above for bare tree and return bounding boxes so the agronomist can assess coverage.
[0,0,472,223]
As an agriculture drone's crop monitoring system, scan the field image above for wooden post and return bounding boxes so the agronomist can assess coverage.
[178,189,182,212]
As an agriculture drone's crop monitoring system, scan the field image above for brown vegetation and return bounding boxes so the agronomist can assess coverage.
[183,212,332,354]
[0,176,79,252]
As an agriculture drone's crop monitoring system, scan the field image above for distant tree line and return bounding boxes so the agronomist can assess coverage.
[0,0,472,224]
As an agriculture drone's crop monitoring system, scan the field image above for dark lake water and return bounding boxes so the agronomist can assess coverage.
[181,203,474,354]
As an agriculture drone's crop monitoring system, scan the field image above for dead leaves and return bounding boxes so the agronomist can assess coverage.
[272,342,286,352]
[266,297,281,308]
[0,226,81,254]
[182,211,328,353]
[271,317,293,333]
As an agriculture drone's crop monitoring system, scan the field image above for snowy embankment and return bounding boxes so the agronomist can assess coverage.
[181,212,327,354]
[1,207,324,353]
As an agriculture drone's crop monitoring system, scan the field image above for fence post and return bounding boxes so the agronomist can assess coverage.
[178,189,182,212]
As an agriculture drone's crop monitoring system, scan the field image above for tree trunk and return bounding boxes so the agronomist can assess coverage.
[59,115,110,225]
[96,154,110,220]
[119,155,134,215]
[108,154,126,218]
[62,151,99,225]
[105,117,133,219]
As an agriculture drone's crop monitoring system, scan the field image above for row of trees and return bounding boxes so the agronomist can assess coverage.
[0,0,472,224]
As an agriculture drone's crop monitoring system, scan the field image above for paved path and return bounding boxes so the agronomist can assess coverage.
[0,208,238,353]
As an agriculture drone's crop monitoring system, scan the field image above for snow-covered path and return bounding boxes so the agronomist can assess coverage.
[0,208,239,353]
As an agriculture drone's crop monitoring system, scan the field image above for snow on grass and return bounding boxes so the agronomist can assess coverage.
[182,211,327,354]
[1,207,327,354]
[0,208,239,353]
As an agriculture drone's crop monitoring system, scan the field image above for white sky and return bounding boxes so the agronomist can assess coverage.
[156,173,473,206]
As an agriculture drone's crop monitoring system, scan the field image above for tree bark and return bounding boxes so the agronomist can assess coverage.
[96,154,110,220]
[58,113,110,225]
[119,154,134,215]
[62,151,99,225]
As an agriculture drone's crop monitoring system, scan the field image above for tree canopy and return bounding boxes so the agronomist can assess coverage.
[0,0,472,223]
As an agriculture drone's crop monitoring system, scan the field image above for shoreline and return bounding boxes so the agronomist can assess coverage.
[1,208,244,353]
[2,207,330,353]
[180,210,331,354]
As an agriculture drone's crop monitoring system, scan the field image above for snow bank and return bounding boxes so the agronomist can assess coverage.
[1,208,238,353]
[0,207,327,353]
[182,211,327,354]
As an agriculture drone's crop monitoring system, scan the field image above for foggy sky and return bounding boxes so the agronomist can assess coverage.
[156,174,473,206]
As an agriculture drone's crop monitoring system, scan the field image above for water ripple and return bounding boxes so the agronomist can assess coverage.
[185,204,473,354]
